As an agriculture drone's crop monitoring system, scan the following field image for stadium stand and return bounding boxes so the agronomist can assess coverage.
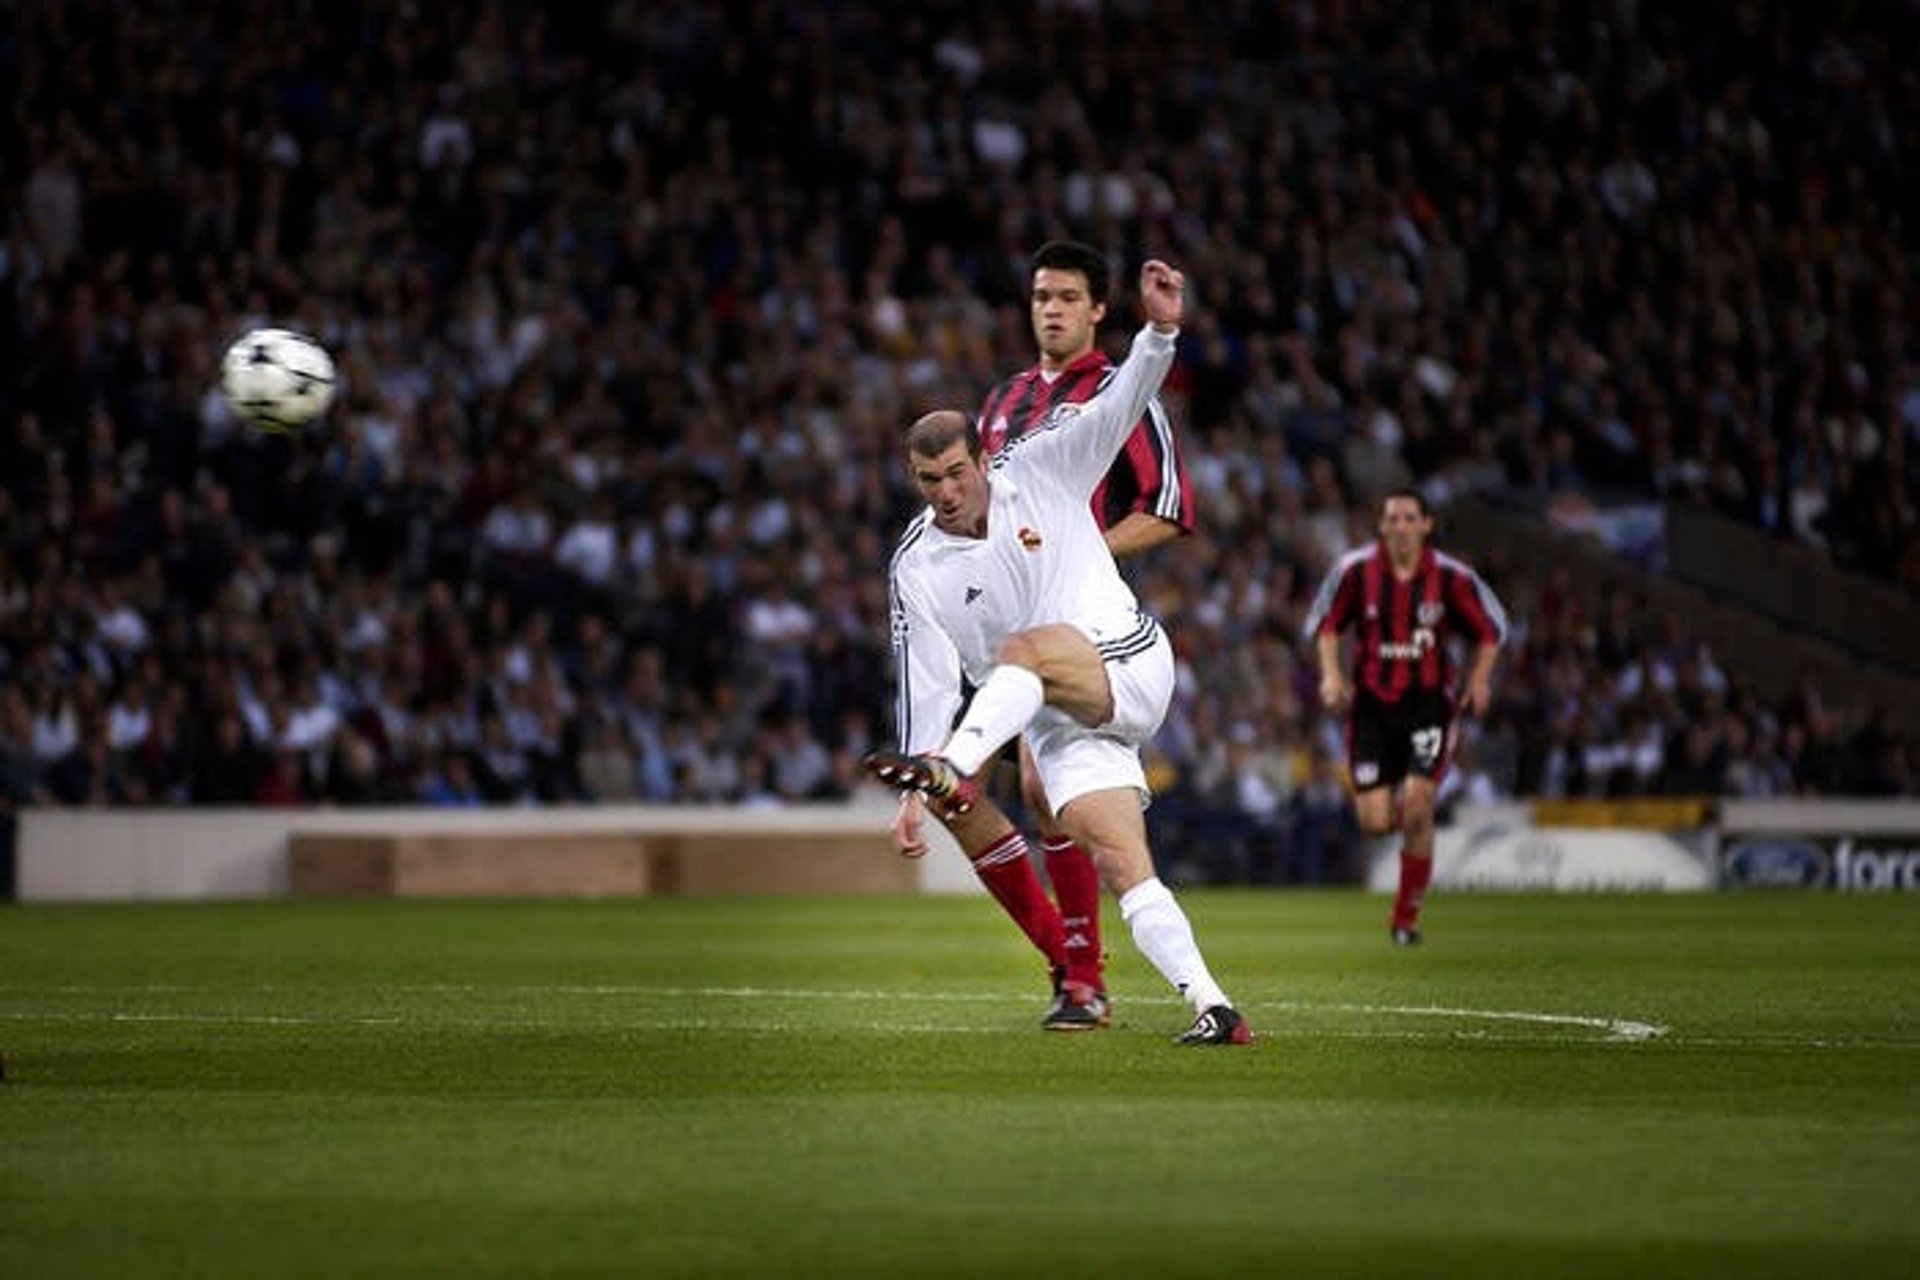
[1,1,1913,885]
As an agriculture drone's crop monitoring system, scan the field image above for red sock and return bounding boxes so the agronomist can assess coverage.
[1043,837,1104,990]
[973,833,1066,970]
[1393,849,1433,930]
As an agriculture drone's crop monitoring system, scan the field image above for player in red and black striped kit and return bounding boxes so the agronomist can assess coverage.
[1303,490,1508,944]
[885,241,1193,1029]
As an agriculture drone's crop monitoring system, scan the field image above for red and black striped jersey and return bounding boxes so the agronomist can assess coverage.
[977,348,1193,535]
[1303,542,1509,704]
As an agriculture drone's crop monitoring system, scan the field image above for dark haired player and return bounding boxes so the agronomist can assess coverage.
[885,241,1192,1031]
[1304,490,1508,944]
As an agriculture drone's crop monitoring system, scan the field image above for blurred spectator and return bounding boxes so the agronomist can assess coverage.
[1222,724,1296,884]
[1289,745,1364,886]
[0,688,51,808]
[419,749,487,809]
[190,712,265,805]
[0,0,1911,884]
[1661,722,1729,798]
[577,717,640,803]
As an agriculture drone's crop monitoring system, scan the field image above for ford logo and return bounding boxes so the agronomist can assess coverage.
[1723,837,1828,888]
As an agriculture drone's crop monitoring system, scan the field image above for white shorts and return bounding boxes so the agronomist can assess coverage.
[1024,619,1174,814]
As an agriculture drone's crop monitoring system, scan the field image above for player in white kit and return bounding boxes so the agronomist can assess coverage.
[867,260,1250,1046]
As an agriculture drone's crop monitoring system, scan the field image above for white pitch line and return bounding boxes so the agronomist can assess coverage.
[0,1010,401,1027]
[0,1011,1605,1041]
[400,985,1671,1042]
[0,984,1668,1043]
[1264,1001,1668,1042]
[3,1009,1911,1048]
[6,988,1916,1049]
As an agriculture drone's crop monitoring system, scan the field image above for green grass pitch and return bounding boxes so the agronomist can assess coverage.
[2,890,1915,1278]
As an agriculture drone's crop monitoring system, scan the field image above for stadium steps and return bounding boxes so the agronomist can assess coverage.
[1662,503,1920,683]
[1446,496,1920,730]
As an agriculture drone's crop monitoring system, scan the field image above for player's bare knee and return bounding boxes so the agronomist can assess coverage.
[993,631,1042,670]
[1358,812,1397,838]
[1076,838,1147,895]
[1354,794,1394,837]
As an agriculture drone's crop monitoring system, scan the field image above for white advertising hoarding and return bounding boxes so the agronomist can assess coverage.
[1367,821,1714,893]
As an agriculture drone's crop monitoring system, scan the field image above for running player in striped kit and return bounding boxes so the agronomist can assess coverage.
[886,241,1193,1032]
[868,259,1250,1046]
[1304,490,1509,944]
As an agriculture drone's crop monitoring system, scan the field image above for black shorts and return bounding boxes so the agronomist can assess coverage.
[1346,688,1456,792]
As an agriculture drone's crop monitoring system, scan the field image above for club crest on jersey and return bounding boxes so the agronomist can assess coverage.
[1039,403,1082,430]
[1018,527,1043,551]
[1417,601,1444,626]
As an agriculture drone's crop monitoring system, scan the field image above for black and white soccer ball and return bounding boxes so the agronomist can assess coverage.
[219,327,337,433]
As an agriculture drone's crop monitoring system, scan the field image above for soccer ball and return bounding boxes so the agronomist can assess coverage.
[220,327,337,433]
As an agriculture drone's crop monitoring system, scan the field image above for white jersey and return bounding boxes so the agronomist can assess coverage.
[888,325,1178,754]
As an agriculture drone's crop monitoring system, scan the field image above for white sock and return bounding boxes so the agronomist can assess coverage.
[1118,877,1229,1013]
[940,665,1045,776]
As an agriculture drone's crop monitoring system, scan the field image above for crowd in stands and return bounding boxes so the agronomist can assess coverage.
[2,1,1915,881]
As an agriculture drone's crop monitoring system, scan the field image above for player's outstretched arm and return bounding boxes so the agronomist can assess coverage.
[1139,259,1185,332]
[1035,261,1186,495]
